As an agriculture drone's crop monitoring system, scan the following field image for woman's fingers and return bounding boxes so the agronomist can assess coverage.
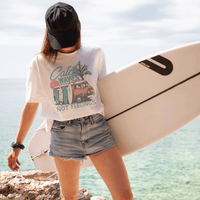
[11,151,17,170]
[7,151,14,171]
[7,150,21,171]
[14,164,20,171]
[16,159,21,166]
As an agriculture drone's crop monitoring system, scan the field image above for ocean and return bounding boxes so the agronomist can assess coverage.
[0,78,200,200]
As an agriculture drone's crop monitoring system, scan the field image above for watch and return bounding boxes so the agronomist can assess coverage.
[11,142,25,150]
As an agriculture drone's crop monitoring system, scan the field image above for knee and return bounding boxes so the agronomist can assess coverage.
[61,192,79,200]
[61,196,78,200]
[114,190,134,200]
[123,192,134,200]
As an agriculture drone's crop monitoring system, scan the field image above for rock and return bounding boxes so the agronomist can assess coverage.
[0,194,7,200]
[78,188,92,200]
[0,170,106,199]
[91,197,106,200]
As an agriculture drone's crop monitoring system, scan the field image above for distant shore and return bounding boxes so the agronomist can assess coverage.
[0,170,106,200]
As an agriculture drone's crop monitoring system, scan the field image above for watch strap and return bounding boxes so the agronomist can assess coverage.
[11,142,25,150]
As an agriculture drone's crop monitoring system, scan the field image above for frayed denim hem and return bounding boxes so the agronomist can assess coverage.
[49,153,86,165]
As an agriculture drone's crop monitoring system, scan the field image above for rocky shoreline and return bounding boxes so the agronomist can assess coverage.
[0,170,106,200]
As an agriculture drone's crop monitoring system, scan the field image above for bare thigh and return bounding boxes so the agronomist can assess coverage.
[90,146,133,200]
[54,157,81,200]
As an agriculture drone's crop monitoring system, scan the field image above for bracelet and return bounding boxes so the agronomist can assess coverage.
[11,142,25,150]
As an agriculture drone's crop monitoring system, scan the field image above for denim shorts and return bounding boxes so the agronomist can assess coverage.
[49,113,116,162]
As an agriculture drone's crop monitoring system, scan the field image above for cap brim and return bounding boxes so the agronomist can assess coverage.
[48,29,78,50]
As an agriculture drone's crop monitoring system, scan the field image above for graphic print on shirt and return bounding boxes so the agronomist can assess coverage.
[50,61,96,111]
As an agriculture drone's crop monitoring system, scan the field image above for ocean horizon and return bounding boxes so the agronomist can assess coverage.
[0,78,200,200]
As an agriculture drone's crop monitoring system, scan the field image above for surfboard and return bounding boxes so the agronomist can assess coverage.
[28,42,200,172]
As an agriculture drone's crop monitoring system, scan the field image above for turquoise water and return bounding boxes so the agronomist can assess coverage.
[0,79,200,200]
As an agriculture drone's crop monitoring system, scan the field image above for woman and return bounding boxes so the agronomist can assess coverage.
[7,2,133,200]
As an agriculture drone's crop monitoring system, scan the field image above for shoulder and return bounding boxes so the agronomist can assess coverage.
[27,53,47,71]
[81,43,104,54]
[80,43,105,60]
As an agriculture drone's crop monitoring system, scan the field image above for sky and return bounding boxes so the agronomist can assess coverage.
[0,0,200,78]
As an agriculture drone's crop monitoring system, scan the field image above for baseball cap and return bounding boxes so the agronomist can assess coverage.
[45,2,79,50]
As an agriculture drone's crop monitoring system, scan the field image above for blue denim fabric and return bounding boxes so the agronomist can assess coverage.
[49,113,115,161]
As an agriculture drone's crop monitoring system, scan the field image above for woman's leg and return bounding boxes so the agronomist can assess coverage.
[54,157,81,200]
[90,146,133,200]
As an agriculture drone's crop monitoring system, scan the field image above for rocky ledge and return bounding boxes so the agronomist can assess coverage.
[0,170,106,200]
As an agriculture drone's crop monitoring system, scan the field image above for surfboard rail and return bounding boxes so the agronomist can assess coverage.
[28,41,200,171]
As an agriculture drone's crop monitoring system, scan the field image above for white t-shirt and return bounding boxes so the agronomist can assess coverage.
[26,44,107,132]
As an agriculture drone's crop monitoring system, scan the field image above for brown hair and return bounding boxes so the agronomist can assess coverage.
[40,21,81,62]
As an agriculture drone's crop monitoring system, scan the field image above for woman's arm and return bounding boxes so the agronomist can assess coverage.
[15,102,39,143]
[7,102,39,171]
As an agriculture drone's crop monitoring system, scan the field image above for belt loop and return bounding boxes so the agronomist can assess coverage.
[55,121,59,126]
[81,117,84,122]
[90,115,94,124]
[68,120,71,126]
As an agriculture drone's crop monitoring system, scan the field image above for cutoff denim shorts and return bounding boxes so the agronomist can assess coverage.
[49,113,116,162]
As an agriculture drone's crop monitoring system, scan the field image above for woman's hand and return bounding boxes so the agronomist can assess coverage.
[7,102,39,171]
[7,148,21,171]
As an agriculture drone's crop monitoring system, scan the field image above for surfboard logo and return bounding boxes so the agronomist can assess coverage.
[139,55,173,75]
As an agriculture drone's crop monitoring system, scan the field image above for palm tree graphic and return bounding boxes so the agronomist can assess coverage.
[76,61,91,80]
